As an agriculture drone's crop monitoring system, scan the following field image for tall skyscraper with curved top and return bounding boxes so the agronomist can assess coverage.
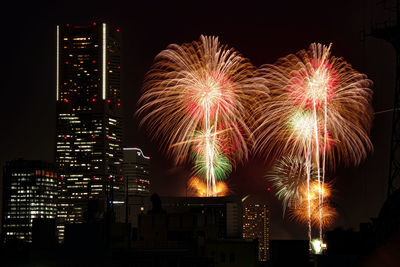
[55,23,123,242]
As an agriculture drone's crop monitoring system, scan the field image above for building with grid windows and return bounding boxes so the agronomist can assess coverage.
[242,202,270,261]
[55,23,123,241]
[123,147,151,196]
[117,148,151,227]
[2,159,57,243]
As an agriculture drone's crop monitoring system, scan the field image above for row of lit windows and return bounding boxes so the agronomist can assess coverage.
[7,209,55,213]
[8,202,56,207]
[6,214,55,219]
[6,232,32,236]
[4,224,32,227]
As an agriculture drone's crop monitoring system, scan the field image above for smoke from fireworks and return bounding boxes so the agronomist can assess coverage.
[137,35,268,196]
[188,176,229,197]
[290,181,337,228]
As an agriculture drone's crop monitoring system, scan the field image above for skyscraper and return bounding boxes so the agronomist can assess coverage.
[123,147,151,196]
[119,148,151,227]
[55,23,123,241]
[2,159,57,243]
[242,202,270,261]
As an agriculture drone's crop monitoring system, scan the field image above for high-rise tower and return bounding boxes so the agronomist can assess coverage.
[55,23,123,241]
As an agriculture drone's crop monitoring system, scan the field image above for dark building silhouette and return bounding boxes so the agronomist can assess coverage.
[55,23,124,242]
[269,240,310,267]
[205,239,259,267]
[160,196,243,238]
[320,188,400,267]
[359,188,400,267]
[132,194,258,267]
[32,218,57,248]
[2,159,57,243]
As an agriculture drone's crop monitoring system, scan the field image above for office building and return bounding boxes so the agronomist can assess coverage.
[2,159,57,243]
[111,148,151,227]
[242,202,270,261]
[55,23,123,241]
[123,147,151,196]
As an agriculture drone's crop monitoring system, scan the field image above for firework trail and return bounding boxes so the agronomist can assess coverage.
[138,35,268,196]
[255,43,373,245]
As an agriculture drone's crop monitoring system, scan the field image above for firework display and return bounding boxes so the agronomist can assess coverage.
[137,35,268,196]
[258,43,373,247]
[254,43,373,168]
[137,38,373,248]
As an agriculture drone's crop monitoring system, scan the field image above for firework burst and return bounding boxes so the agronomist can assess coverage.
[137,35,268,196]
[253,43,373,168]
[256,43,372,247]
[266,156,317,215]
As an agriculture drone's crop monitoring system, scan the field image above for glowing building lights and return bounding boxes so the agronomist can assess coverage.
[242,202,270,261]
[2,160,57,243]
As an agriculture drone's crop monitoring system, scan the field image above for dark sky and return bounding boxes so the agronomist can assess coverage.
[1,0,396,239]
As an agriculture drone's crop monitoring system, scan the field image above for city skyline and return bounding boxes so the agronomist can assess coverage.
[1,0,395,240]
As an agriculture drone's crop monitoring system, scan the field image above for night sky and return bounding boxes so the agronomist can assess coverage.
[1,0,396,239]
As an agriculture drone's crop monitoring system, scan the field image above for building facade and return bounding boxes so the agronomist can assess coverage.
[55,23,123,241]
[123,147,151,196]
[115,148,151,226]
[242,203,270,261]
[2,159,57,243]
